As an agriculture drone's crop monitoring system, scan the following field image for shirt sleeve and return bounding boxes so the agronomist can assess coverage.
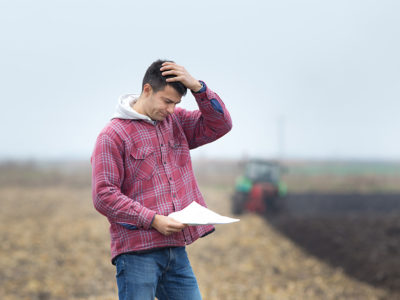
[174,81,233,149]
[91,132,156,230]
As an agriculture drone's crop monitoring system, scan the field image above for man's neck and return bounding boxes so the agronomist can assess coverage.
[131,96,146,115]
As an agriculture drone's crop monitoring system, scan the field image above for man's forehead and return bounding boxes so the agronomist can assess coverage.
[156,86,182,103]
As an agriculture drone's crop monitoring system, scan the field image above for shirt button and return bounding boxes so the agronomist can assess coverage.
[173,194,176,198]
[163,161,166,164]
[169,177,172,181]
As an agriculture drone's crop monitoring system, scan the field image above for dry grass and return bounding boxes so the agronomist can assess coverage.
[0,186,116,300]
[0,161,399,299]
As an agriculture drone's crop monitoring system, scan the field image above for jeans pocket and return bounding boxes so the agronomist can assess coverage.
[115,255,125,278]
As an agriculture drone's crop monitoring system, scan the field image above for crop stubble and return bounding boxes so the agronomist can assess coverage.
[0,166,398,299]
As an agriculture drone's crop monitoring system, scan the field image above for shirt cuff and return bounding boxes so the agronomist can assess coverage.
[192,80,206,94]
[137,206,157,230]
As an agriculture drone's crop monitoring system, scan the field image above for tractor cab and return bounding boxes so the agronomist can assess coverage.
[245,160,281,184]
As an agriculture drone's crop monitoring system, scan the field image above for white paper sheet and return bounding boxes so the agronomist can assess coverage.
[168,201,240,225]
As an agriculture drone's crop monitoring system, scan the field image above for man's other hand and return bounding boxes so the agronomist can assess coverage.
[151,214,187,236]
[160,62,202,92]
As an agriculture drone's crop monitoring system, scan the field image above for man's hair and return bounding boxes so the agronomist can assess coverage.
[142,59,187,96]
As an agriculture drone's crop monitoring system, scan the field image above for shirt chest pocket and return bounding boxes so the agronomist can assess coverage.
[168,139,190,168]
[129,146,156,181]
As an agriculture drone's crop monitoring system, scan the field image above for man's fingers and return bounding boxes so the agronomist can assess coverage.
[152,214,188,236]
[168,218,187,229]
[161,69,182,77]
[160,63,183,71]
[160,63,185,76]
[159,62,199,91]
[161,61,179,68]
[165,76,182,83]
[164,223,186,235]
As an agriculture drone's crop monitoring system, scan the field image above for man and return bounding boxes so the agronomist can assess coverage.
[91,59,232,299]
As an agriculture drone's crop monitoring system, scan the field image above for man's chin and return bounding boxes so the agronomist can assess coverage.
[158,114,168,120]
[152,115,167,121]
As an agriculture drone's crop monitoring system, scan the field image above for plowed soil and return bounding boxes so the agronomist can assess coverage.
[0,163,399,299]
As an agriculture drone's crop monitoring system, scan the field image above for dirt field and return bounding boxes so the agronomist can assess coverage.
[0,161,399,299]
[271,193,400,293]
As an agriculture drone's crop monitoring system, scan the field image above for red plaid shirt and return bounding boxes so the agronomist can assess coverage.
[91,82,232,262]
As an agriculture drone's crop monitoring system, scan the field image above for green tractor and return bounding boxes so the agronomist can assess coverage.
[232,159,287,215]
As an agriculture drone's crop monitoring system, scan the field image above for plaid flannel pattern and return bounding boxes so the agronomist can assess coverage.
[91,82,232,262]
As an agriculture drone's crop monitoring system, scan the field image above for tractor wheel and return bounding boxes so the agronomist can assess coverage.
[232,192,246,215]
[265,196,279,214]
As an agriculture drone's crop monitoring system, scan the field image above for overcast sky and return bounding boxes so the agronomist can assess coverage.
[1,0,399,160]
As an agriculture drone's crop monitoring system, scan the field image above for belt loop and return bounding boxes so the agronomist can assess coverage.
[169,247,173,262]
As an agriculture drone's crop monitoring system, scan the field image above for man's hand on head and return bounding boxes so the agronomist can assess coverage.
[151,214,187,236]
[160,62,203,92]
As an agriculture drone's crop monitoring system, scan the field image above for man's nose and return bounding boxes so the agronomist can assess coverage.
[167,105,175,115]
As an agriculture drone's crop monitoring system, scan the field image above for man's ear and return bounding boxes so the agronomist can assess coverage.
[142,83,153,97]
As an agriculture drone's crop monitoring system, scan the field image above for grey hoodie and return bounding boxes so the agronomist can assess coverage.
[112,94,155,124]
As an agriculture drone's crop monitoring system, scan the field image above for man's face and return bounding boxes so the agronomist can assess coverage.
[143,85,182,121]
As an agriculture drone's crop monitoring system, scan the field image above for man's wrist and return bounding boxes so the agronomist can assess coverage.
[192,81,206,93]
[150,214,157,228]
[191,81,203,93]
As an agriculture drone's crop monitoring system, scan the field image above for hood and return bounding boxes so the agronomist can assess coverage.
[111,94,154,124]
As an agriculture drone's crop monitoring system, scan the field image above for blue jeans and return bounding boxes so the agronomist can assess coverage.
[115,247,202,300]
